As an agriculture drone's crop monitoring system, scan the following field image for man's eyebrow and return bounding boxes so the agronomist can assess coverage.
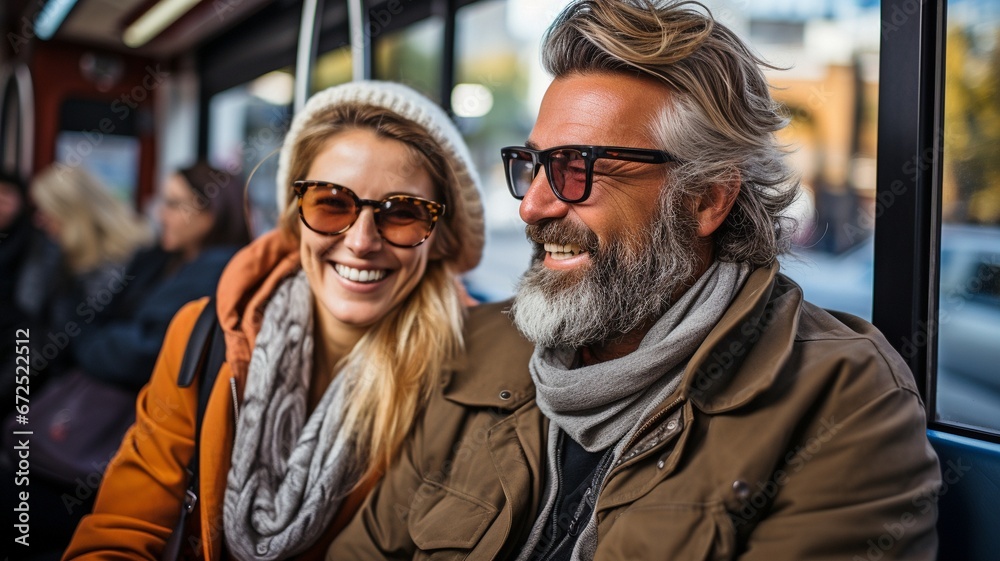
[525,140,540,150]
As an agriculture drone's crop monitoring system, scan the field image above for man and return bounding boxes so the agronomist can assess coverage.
[330,1,941,559]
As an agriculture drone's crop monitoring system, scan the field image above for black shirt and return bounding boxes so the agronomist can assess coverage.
[529,430,613,561]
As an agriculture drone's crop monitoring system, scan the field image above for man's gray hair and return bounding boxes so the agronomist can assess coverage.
[542,0,799,266]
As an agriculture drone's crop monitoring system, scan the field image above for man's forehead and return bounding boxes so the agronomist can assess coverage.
[528,72,672,148]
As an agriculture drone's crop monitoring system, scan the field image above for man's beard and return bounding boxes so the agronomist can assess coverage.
[510,193,702,349]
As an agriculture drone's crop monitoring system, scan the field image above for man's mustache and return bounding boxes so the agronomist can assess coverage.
[525,220,599,255]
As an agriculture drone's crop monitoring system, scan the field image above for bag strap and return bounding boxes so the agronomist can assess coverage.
[163,298,226,560]
[177,297,221,388]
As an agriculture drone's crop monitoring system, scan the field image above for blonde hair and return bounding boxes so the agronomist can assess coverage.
[31,164,152,273]
[281,104,465,479]
[543,0,799,266]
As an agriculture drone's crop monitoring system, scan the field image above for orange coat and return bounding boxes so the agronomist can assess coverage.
[64,230,376,560]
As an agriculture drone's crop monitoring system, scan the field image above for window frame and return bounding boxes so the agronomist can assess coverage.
[877,0,1000,443]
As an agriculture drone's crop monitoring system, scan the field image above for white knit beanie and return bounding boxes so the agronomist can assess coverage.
[276,80,485,273]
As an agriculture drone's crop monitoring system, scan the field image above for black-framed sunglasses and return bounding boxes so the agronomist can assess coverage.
[500,144,678,203]
[293,180,445,248]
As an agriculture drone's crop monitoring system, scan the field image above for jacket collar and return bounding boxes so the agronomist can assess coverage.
[680,262,800,413]
[215,229,301,370]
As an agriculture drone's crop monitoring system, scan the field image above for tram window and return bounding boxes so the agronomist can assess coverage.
[56,98,142,204]
[705,1,883,322]
[935,0,1000,434]
[313,46,352,93]
[207,70,293,237]
[55,131,140,204]
[375,17,444,103]
[455,0,572,300]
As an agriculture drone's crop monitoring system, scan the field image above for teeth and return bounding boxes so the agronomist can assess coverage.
[543,242,586,259]
[334,264,387,283]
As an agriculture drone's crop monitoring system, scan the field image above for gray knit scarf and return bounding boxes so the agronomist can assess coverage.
[224,270,362,560]
[519,260,751,561]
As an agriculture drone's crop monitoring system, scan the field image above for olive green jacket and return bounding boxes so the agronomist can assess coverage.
[329,264,941,560]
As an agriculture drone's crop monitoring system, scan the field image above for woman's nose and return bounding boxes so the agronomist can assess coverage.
[342,207,383,255]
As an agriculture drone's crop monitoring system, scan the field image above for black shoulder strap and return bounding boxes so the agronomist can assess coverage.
[163,298,226,560]
[177,297,221,388]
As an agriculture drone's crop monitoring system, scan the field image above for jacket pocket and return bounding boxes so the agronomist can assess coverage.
[409,479,499,559]
[596,500,736,561]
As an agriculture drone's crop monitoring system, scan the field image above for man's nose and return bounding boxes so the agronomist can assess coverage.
[519,168,571,225]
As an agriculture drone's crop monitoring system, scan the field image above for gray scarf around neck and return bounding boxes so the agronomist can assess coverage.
[529,260,751,452]
[223,270,362,560]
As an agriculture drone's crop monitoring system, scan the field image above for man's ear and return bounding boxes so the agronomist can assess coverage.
[694,175,740,238]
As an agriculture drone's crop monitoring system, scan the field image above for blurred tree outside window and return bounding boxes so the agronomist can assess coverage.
[935,0,1000,433]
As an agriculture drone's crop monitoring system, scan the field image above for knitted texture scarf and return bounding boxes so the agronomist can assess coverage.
[520,261,751,561]
[223,270,362,560]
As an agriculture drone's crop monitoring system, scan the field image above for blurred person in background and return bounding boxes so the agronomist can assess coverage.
[2,163,153,561]
[69,161,251,391]
[18,164,153,378]
[2,162,249,560]
[0,171,36,418]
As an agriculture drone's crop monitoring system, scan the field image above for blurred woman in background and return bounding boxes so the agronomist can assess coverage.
[70,161,251,390]
[2,164,154,561]
[2,162,249,561]
[19,164,153,376]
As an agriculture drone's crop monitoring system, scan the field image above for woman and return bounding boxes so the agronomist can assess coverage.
[21,164,153,357]
[64,80,485,560]
[69,162,251,391]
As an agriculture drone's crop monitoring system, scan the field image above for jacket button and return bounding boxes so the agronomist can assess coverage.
[657,451,669,469]
[499,390,512,400]
[257,542,269,555]
[666,419,678,431]
[732,480,751,500]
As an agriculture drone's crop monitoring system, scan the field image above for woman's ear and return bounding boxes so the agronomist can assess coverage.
[694,175,740,238]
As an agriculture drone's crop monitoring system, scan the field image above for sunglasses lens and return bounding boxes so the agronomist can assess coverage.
[548,149,588,202]
[301,185,357,234]
[504,149,537,199]
[379,197,437,246]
